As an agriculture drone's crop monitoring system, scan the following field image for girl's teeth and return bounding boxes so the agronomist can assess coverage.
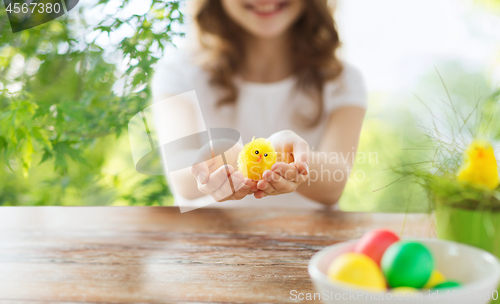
[254,4,279,13]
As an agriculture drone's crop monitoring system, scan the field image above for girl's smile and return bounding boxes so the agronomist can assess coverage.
[243,0,291,18]
[221,0,304,39]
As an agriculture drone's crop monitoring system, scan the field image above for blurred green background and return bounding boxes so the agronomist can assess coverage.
[0,0,183,206]
[0,0,499,209]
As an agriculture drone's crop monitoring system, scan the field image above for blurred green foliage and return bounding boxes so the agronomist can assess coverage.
[0,0,183,205]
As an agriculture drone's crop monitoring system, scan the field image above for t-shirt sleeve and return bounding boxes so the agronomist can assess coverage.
[323,62,368,114]
[151,49,195,101]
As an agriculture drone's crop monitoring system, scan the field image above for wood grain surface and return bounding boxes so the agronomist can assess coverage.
[0,207,435,304]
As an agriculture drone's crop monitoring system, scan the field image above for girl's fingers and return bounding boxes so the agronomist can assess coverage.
[191,140,219,183]
[292,137,309,175]
[231,180,252,200]
[256,177,278,195]
[264,171,295,193]
[217,178,252,202]
[255,163,306,196]
[230,171,246,191]
[199,165,234,193]
[271,162,300,182]
[254,190,268,199]
[256,178,269,190]
[213,172,252,202]
[213,174,240,201]
[294,160,308,176]
[249,181,259,192]
[191,161,210,185]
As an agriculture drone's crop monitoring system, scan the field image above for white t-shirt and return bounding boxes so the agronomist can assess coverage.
[151,49,367,209]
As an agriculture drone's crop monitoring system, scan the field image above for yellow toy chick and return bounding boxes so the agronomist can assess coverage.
[457,139,499,190]
[238,137,277,181]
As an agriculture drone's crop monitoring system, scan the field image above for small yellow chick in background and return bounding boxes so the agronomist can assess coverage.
[457,139,500,190]
[238,137,277,181]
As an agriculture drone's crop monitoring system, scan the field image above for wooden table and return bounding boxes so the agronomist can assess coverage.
[0,207,435,303]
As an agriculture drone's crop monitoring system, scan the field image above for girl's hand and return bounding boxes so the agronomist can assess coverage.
[192,163,256,202]
[254,130,310,198]
[191,139,257,202]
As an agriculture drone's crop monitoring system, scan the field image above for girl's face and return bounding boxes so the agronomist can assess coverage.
[221,0,305,39]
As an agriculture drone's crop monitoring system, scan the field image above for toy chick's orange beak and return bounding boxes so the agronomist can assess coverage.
[478,148,485,158]
[257,155,262,162]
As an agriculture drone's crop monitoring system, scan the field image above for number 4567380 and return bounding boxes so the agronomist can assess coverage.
[6,2,62,14]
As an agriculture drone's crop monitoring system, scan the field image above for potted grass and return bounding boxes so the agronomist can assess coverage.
[389,79,500,258]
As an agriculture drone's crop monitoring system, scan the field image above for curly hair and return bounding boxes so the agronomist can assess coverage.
[193,0,342,127]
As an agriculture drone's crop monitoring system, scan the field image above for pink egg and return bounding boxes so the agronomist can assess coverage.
[353,229,400,266]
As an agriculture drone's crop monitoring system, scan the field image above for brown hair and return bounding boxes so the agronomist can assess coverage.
[193,0,342,127]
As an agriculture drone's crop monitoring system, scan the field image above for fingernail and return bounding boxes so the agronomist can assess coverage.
[303,163,309,175]
[197,172,207,184]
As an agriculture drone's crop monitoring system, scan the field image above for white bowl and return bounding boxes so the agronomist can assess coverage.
[308,239,500,304]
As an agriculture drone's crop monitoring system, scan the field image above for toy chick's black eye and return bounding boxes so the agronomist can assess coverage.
[255,150,259,155]
[264,153,268,157]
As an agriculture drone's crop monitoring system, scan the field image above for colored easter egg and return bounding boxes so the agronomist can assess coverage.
[327,252,386,291]
[353,229,400,266]
[432,281,461,290]
[390,287,420,295]
[424,270,446,288]
[381,241,434,288]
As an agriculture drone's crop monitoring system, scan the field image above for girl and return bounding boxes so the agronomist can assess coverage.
[152,0,367,209]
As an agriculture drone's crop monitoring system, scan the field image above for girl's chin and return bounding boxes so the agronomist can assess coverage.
[246,25,290,40]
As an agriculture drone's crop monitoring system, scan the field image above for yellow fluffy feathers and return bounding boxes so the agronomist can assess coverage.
[457,139,499,190]
[238,137,277,181]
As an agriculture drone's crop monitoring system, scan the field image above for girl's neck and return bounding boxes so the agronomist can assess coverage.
[240,33,294,83]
